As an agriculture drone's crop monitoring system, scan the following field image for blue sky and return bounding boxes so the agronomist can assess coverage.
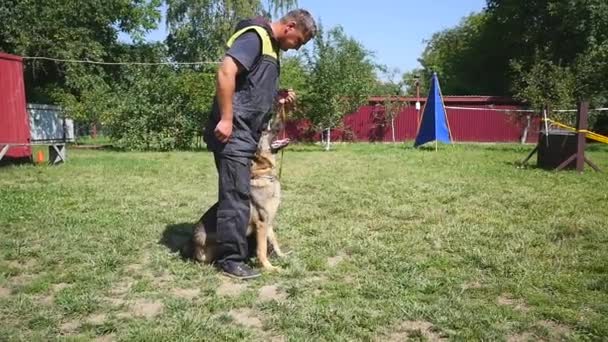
[143,0,487,75]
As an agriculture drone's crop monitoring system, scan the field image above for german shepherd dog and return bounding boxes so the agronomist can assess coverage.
[191,112,287,271]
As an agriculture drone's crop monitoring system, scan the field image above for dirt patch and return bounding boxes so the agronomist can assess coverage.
[6,259,37,270]
[0,286,11,298]
[229,308,263,329]
[216,278,248,297]
[124,253,151,274]
[537,320,572,337]
[129,299,164,319]
[381,320,446,342]
[327,253,346,267]
[110,279,133,296]
[497,293,530,312]
[105,297,126,307]
[86,313,107,325]
[307,275,328,283]
[52,283,71,292]
[151,273,174,287]
[507,332,536,342]
[258,285,288,302]
[506,321,572,341]
[125,263,144,273]
[306,275,327,295]
[60,320,81,333]
[117,312,133,319]
[343,275,356,284]
[94,334,116,342]
[9,274,35,287]
[36,294,54,305]
[462,281,483,290]
[171,288,200,300]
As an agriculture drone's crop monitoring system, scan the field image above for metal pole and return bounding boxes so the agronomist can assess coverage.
[415,78,420,138]
[543,105,549,147]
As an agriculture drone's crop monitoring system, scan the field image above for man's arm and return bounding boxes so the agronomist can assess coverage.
[214,56,244,143]
[214,31,261,143]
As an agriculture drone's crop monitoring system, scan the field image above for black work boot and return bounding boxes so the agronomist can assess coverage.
[217,260,261,280]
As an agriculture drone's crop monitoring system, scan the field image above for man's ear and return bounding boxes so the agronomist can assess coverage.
[286,20,297,30]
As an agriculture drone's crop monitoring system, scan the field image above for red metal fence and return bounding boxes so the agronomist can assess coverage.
[286,97,539,144]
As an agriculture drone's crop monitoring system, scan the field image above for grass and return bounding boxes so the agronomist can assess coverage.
[1,142,607,341]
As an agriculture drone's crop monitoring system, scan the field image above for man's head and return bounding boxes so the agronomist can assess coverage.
[272,9,317,51]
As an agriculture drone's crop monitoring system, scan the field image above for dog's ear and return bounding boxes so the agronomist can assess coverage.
[257,130,272,153]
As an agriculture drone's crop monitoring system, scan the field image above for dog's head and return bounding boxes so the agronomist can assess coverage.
[258,108,288,155]
[252,111,287,175]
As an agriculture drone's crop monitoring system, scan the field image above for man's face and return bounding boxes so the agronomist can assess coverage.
[279,21,310,51]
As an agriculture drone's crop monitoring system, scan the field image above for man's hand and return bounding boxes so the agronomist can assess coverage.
[277,89,296,111]
[214,119,233,143]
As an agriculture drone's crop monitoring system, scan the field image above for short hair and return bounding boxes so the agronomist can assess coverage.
[280,9,317,39]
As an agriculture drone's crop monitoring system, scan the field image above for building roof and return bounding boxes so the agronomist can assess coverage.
[0,52,23,62]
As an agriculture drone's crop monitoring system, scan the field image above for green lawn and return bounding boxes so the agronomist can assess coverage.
[1,143,607,341]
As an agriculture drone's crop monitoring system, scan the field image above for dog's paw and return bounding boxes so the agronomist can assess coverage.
[275,250,293,259]
[261,264,281,272]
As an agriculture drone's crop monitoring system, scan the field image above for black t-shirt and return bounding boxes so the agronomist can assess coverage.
[226,32,262,71]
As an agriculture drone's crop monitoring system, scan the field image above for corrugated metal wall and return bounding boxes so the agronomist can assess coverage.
[287,103,539,144]
[0,52,31,158]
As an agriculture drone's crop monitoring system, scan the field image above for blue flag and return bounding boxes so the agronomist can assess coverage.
[414,73,452,147]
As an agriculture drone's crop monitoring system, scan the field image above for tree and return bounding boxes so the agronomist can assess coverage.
[165,0,298,63]
[415,0,608,132]
[301,26,377,150]
[0,0,163,139]
[373,67,406,142]
[0,0,162,102]
[486,0,608,122]
[417,12,504,95]
[279,54,308,92]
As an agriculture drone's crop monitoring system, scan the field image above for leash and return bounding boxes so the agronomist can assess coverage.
[278,103,287,180]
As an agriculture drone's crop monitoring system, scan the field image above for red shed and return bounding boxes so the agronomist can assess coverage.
[0,52,31,159]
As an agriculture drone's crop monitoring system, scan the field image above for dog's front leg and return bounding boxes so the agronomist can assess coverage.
[267,227,286,258]
[255,221,278,271]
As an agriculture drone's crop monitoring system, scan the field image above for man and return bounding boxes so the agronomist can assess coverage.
[202,9,317,280]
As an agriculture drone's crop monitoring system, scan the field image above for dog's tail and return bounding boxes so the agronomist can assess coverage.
[180,236,195,260]
[192,227,206,263]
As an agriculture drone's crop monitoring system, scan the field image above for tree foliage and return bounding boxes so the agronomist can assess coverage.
[165,0,297,62]
[417,0,608,108]
[0,0,162,102]
[301,26,377,131]
[1,0,304,150]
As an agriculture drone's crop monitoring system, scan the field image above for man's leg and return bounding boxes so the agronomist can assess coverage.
[214,153,260,279]
[198,153,222,236]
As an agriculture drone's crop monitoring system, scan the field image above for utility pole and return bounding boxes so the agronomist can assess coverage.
[414,75,421,138]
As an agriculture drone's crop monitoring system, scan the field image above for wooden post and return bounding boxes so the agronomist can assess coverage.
[519,106,544,166]
[575,101,588,172]
[554,100,600,173]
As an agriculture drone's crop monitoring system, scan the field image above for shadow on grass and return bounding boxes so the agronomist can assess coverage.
[503,160,542,170]
[159,222,195,259]
[71,143,214,153]
[0,156,34,168]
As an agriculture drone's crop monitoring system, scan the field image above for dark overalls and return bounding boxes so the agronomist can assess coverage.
[202,19,280,266]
